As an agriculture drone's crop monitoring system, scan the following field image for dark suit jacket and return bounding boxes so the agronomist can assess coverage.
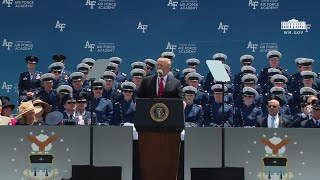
[303,119,320,128]
[255,116,290,128]
[137,74,182,98]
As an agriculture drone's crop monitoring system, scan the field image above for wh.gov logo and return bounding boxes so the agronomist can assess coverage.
[84,41,96,52]
[137,22,148,33]
[85,0,96,9]
[167,0,178,10]
[247,41,258,52]
[2,39,13,50]
[166,42,177,53]
[55,20,66,32]
[218,22,229,33]
[281,18,311,35]
[2,0,13,7]
[248,0,259,9]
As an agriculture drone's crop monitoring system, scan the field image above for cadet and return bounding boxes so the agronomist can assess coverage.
[233,55,254,90]
[289,58,314,93]
[131,61,146,70]
[234,87,263,127]
[144,59,156,76]
[102,71,122,103]
[61,95,77,125]
[130,68,146,98]
[185,58,205,87]
[186,58,200,70]
[109,56,127,85]
[161,51,180,80]
[203,84,234,127]
[185,72,209,107]
[81,58,95,69]
[18,56,42,102]
[48,62,68,89]
[301,71,319,90]
[269,74,289,93]
[69,72,90,99]
[36,73,59,111]
[75,92,97,125]
[76,63,91,90]
[52,54,71,80]
[111,82,136,126]
[258,50,288,90]
[182,86,204,127]
[235,74,263,107]
[233,65,256,97]
[181,68,196,87]
[56,85,73,112]
[90,79,113,125]
[106,62,124,89]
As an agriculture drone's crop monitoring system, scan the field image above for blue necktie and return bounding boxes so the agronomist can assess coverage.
[271,117,276,128]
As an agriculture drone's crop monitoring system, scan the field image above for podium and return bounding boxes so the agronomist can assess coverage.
[135,98,184,180]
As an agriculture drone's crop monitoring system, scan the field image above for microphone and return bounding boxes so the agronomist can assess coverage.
[157,69,163,78]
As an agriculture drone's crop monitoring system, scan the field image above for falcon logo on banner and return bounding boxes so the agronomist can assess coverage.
[2,0,13,7]
[85,0,96,9]
[2,81,13,92]
[84,41,96,52]
[257,135,294,180]
[218,22,229,33]
[167,0,178,10]
[247,41,258,52]
[2,39,13,50]
[55,20,66,32]
[248,0,259,9]
[137,22,148,33]
[166,42,177,53]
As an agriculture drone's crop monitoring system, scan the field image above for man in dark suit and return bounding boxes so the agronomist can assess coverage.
[137,58,183,98]
[255,96,290,128]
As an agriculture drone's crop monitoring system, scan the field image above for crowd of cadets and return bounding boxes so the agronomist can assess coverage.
[9,50,320,127]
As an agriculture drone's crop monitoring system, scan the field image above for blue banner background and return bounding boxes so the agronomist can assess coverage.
[0,0,319,109]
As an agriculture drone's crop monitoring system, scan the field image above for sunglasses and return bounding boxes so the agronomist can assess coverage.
[73,80,82,83]
[123,90,133,93]
[53,70,62,74]
[94,87,103,91]
[267,105,278,108]
[243,94,254,98]
[76,100,87,104]
[80,71,88,75]
[66,101,76,104]
[243,63,251,66]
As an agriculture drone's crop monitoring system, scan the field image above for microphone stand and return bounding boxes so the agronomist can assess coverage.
[89,78,95,167]
[218,81,226,168]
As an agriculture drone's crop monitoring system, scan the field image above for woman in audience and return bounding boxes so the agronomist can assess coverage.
[33,99,51,124]
[15,101,42,125]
